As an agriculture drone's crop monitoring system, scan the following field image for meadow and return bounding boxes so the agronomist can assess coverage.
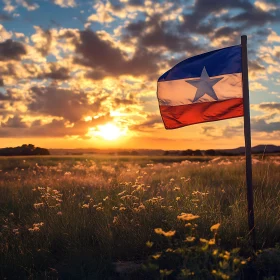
[1,155,280,279]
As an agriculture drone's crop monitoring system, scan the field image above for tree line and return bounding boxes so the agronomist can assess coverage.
[0,144,50,156]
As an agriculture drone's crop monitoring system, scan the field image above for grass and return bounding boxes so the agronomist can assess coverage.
[0,155,280,279]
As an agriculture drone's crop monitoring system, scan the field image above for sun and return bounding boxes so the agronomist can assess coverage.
[96,123,125,141]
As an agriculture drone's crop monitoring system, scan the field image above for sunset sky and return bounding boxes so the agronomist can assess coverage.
[0,0,280,150]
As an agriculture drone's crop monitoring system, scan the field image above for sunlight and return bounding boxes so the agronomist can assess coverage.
[93,123,126,141]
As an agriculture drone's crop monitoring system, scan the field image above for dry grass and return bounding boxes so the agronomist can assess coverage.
[0,155,280,279]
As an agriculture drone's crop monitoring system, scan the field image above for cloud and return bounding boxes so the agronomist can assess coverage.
[74,29,160,79]
[1,115,28,128]
[3,0,16,13]
[0,13,13,21]
[88,2,115,24]
[255,0,278,12]
[16,0,39,11]
[0,39,26,61]
[28,86,107,122]
[130,114,163,132]
[0,115,112,138]
[123,15,201,53]
[31,26,52,57]
[251,118,280,133]
[37,63,70,80]
[267,30,280,43]
[256,102,280,112]
[53,0,76,8]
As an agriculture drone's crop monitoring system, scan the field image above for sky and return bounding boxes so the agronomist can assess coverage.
[0,0,280,150]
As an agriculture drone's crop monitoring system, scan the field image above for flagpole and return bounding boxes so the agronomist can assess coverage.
[241,35,256,249]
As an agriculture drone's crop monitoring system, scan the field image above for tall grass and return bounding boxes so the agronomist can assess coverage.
[0,156,280,279]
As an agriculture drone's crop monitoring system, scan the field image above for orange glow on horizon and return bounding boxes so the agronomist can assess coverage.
[88,123,127,141]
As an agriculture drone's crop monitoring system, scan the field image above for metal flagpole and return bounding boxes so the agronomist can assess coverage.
[241,35,256,249]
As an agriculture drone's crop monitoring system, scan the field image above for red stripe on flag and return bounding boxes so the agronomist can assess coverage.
[159,98,243,129]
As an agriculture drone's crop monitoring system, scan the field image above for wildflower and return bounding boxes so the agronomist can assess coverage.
[96,207,103,211]
[152,253,161,260]
[146,241,153,248]
[177,213,200,221]
[170,178,175,182]
[119,207,126,211]
[138,204,145,211]
[185,236,195,242]
[34,203,44,209]
[174,187,180,191]
[199,238,209,243]
[33,226,40,232]
[64,172,71,176]
[209,238,215,245]
[82,204,89,208]
[176,197,181,201]
[213,249,218,256]
[113,216,118,224]
[160,269,173,276]
[154,228,176,237]
[210,223,220,232]
[117,190,126,196]
[103,196,109,201]
[57,211,62,215]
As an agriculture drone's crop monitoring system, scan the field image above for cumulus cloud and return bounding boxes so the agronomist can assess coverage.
[254,102,280,112]
[28,86,108,122]
[53,0,76,8]
[0,39,26,61]
[87,2,115,24]
[31,26,52,57]
[1,115,28,128]
[16,0,39,11]
[74,29,160,79]
[37,63,70,80]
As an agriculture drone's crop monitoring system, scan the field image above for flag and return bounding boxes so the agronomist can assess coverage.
[157,45,244,129]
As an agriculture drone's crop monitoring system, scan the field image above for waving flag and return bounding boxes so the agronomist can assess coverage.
[157,45,244,129]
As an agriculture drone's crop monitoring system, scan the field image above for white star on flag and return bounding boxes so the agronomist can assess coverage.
[186,67,224,102]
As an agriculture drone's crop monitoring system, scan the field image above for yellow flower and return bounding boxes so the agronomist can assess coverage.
[210,223,221,232]
[146,241,153,248]
[177,213,200,221]
[213,249,218,256]
[185,236,196,242]
[209,238,215,245]
[199,238,209,243]
[154,228,176,237]
[152,253,161,260]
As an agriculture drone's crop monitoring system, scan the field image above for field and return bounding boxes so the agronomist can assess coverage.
[1,155,280,279]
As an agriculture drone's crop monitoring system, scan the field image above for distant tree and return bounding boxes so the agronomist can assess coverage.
[181,149,193,156]
[205,149,216,156]
[0,144,50,156]
[193,149,202,156]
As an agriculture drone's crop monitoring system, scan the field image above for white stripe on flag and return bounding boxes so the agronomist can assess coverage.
[157,73,242,106]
